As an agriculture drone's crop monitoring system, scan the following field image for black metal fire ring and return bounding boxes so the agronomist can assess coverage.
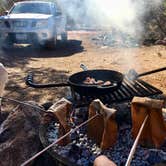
[39,122,76,166]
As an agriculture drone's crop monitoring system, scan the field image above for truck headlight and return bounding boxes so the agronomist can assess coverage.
[33,20,48,28]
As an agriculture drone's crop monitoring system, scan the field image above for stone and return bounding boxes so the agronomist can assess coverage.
[0,102,42,166]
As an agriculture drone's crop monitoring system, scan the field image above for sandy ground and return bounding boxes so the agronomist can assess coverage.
[0,31,166,111]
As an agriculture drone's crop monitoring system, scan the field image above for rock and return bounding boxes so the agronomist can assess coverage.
[155,38,166,46]
[0,102,42,166]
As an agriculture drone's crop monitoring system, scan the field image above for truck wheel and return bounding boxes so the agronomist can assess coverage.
[61,32,68,42]
[42,38,57,49]
[2,36,13,50]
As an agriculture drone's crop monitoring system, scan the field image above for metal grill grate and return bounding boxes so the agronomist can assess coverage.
[71,78,163,107]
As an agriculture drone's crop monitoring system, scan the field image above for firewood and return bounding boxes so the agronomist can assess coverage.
[87,104,104,145]
[101,112,117,150]
[87,99,117,150]
[46,98,72,146]
[131,97,166,148]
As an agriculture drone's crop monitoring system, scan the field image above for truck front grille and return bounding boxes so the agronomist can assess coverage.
[12,21,28,28]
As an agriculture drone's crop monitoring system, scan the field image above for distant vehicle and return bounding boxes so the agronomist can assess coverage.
[0,1,67,48]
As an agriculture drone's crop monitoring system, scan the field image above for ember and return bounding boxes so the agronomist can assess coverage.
[44,98,166,166]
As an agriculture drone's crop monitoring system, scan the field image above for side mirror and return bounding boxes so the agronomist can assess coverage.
[4,10,9,15]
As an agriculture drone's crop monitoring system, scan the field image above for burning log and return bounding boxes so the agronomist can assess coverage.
[44,98,72,146]
[131,97,166,148]
[87,99,118,150]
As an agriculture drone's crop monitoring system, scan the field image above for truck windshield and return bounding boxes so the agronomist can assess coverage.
[10,3,51,14]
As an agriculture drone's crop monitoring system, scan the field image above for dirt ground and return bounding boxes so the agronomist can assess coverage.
[0,31,166,111]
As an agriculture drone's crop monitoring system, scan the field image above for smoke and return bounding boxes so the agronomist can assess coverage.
[56,0,163,71]
[57,0,162,36]
[87,0,136,33]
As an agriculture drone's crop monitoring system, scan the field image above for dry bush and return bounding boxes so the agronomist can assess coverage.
[142,0,166,43]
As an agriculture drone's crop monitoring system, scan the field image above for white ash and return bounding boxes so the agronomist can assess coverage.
[91,32,140,48]
[46,105,166,166]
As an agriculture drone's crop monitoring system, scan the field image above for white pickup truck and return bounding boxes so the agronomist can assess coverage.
[0,1,67,48]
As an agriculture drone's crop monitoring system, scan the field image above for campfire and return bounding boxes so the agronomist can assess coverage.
[22,67,166,165]
[1,66,165,166]
[38,96,166,166]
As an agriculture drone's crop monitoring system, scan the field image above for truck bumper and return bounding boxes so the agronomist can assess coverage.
[0,29,55,45]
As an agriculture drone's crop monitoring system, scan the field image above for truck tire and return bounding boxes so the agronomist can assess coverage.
[2,36,14,50]
[41,37,57,49]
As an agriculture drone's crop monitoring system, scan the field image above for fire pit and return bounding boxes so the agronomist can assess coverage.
[25,67,166,165]
[39,99,166,166]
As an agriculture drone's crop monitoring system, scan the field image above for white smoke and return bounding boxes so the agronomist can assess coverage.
[56,0,163,71]
[86,0,136,32]
[57,0,162,36]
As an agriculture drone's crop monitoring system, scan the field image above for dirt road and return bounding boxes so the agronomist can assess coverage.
[0,31,166,111]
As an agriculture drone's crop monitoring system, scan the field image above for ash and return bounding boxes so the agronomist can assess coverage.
[46,104,166,166]
[91,31,139,48]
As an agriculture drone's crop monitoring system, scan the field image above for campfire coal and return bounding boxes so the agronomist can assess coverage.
[42,97,166,166]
